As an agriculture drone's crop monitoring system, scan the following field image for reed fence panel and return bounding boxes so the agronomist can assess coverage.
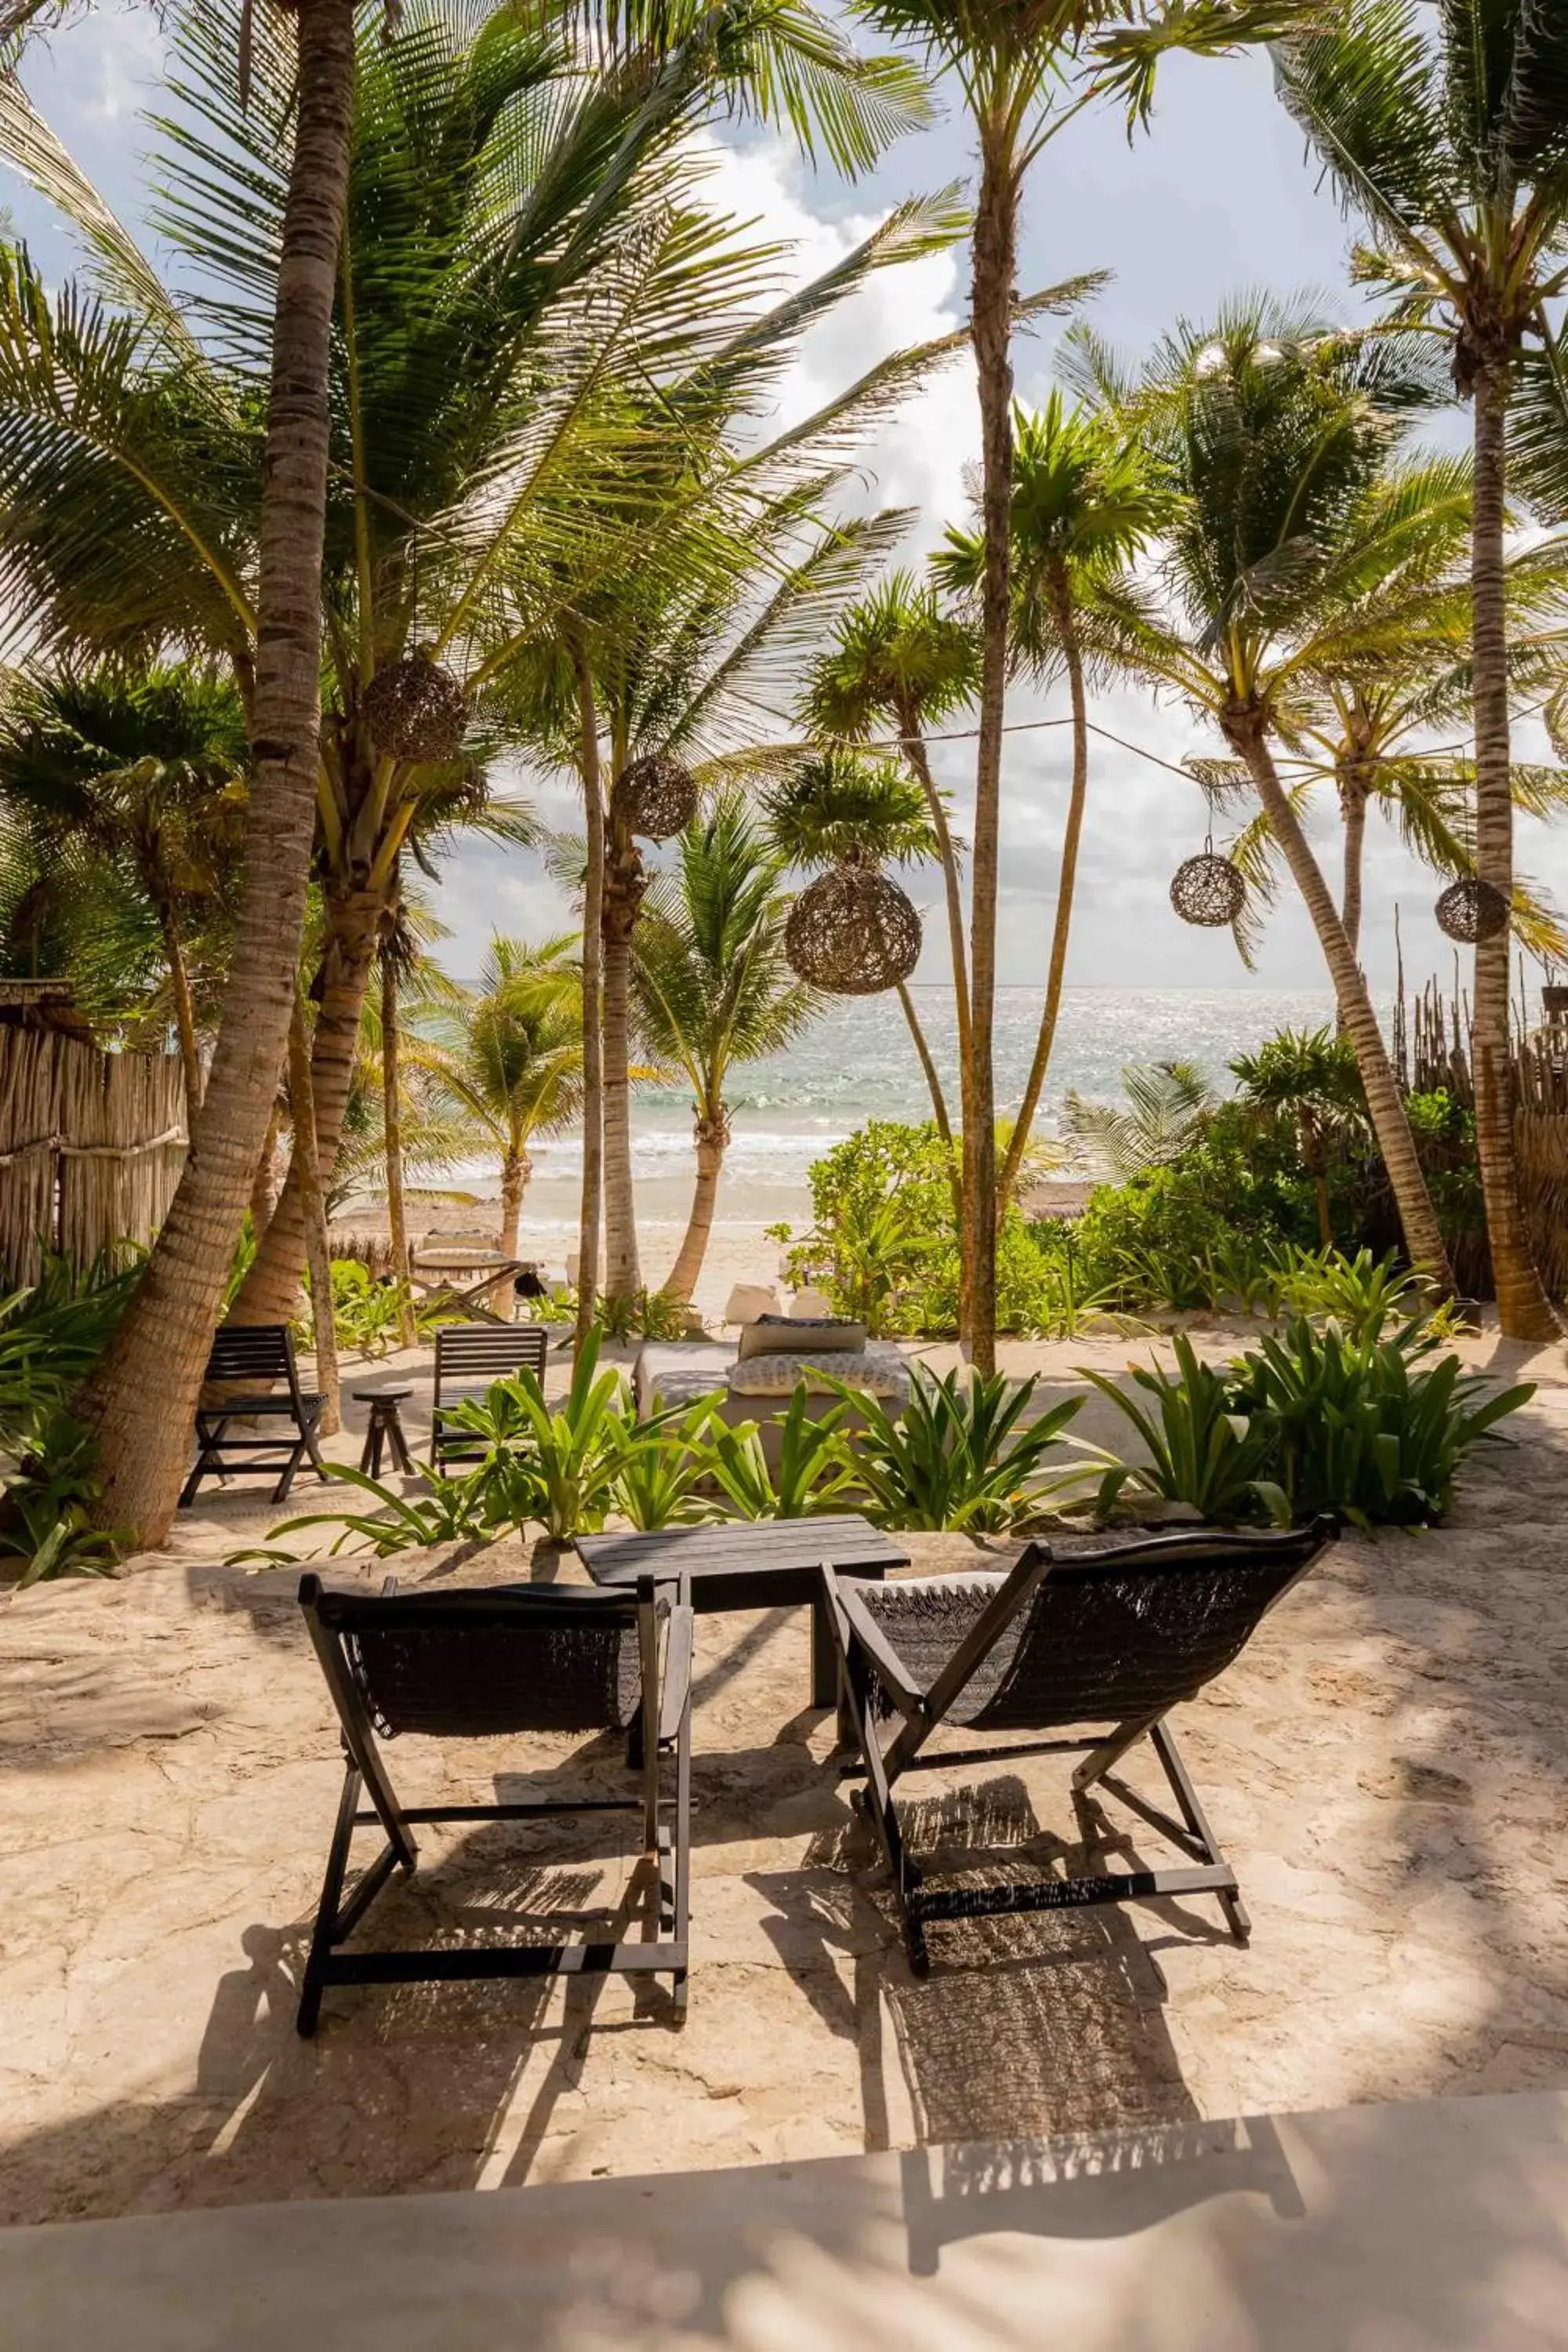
[0,1028,187,1283]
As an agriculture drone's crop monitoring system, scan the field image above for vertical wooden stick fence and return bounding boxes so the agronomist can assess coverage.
[0,1029,187,1283]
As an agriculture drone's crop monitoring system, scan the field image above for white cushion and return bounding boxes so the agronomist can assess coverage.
[735,1313,865,1363]
[724,1282,781,1326]
[728,1345,910,1400]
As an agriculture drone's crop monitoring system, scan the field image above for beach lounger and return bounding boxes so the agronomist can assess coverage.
[178,1323,327,1508]
[295,1571,693,2034]
[430,1321,550,1465]
[823,1518,1337,1974]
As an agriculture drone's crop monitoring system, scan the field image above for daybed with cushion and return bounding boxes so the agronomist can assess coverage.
[633,1316,911,1464]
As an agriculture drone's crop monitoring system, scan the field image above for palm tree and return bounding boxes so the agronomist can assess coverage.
[1201,460,1568,963]
[410,937,586,1265]
[1064,1058,1216,1178]
[800,573,979,1142]
[1230,1026,1365,1250]
[935,390,1173,1203]
[0,663,247,1110]
[1269,0,1568,1334]
[1076,300,1454,1290]
[762,749,955,1140]
[0,0,925,1543]
[633,794,819,1301]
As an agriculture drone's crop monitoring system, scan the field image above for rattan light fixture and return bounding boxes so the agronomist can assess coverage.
[1435,876,1510,945]
[363,652,469,763]
[1170,848,1246,928]
[785,864,922,996]
[616,752,698,840]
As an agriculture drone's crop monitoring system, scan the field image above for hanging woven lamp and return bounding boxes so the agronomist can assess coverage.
[785,863,922,996]
[363,652,469,762]
[1170,846,1246,927]
[1435,876,1510,945]
[616,751,698,840]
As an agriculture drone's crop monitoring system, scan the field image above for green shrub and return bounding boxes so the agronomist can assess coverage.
[829,1363,1088,1534]
[609,1397,724,1530]
[441,1331,633,1541]
[1082,1334,1284,1525]
[1229,1315,1532,1530]
[0,1250,141,1582]
[1086,1323,1533,1531]
[249,1459,506,1559]
[704,1390,862,1519]
[593,1288,695,1343]
[778,1120,954,1334]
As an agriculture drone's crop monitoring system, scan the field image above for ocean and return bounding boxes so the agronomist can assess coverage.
[446,984,1356,1229]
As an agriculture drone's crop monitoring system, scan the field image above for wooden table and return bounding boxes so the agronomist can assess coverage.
[574,1515,913,1712]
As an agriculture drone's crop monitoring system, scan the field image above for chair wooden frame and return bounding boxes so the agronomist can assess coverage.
[178,1323,327,1508]
[295,1571,693,2036]
[823,1519,1336,1976]
[430,1322,550,1466]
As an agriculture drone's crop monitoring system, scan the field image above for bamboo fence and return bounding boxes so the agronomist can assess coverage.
[0,1027,186,1283]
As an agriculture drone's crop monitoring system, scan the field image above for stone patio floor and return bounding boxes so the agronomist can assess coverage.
[2,1326,1566,2227]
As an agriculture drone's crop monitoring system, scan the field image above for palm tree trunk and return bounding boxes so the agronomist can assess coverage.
[665,1105,728,1303]
[499,1148,531,1260]
[158,900,204,1116]
[289,990,341,1436]
[228,886,381,1323]
[964,123,1018,1379]
[75,0,357,1545]
[250,1104,281,1242]
[1471,361,1559,1338]
[601,810,643,1301]
[896,698,971,1331]
[1338,762,1367,960]
[1230,715,1454,1292]
[571,640,605,1345]
[896,981,951,1142]
[1000,575,1087,1208]
[380,945,415,1347]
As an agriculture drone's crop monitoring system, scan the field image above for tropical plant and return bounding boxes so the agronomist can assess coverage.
[250,1459,506,1561]
[593,1288,695,1344]
[0,0,926,1544]
[831,1361,1087,1533]
[0,1404,125,1587]
[935,390,1174,1203]
[777,1120,953,1334]
[0,1248,143,1424]
[1064,1059,1217,1180]
[1229,1314,1534,1530]
[632,793,819,1301]
[1268,1245,1452,1345]
[1270,0,1568,1339]
[439,1331,633,1541]
[1083,1335,1284,1524]
[703,1388,863,1519]
[1065,300,1455,1292]
[608,1396,723,1530]
[1229,1026,1365,1250]
[0,662,247,1102]
[410,935,584,1263]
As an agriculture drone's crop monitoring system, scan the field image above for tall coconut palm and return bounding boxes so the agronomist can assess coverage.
[1076,300,1455,1289]
[1230,1025,1366,1250]
[0,0,927,1542]
[632,794,819,1302]
[410,936,586,1265]
[1265,0,1568,1334]
[935,390,1173,1203]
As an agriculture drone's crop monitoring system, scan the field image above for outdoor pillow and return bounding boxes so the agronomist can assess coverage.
[735,1313,866,1363]
[728,1346,908,1399]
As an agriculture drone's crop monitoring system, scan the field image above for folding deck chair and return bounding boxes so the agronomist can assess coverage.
[294,1570,693,2034]
[430,1322,550,1467]
[178,1323,327,1508]
[823,1518,1337,1975]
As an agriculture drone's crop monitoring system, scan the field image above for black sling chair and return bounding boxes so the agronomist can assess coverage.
[430,1323,550,1468]
[179,1324,327,1508]
[823,1519,1336,1976]
[295,1572,693,2035]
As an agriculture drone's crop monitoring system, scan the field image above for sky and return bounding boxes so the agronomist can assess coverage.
[5,5,1563,998]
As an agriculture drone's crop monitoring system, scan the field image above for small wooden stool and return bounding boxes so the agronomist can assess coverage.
[353,1385,415,1479]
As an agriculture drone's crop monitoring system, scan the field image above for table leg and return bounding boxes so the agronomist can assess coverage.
[388,1414,413,1475]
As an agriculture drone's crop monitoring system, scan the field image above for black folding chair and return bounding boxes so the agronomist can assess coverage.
[178,1323,327,1508]
[823,1518,1337,1976]
[295,1571,693,2035]
[430,1322,550,1466]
